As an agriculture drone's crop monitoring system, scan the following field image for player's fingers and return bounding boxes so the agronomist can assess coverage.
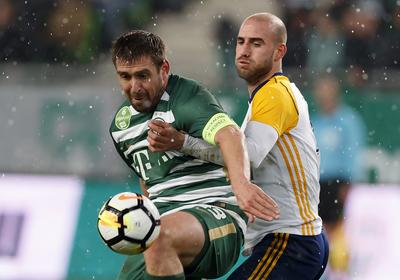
[149,119,168,129]
[147,134,165,149]
[261,192,279,208]
[249,184,279,212]
[237,198,277,221]
[148,121,168,136]
[147,136,158,152]
[147,129,169,143]
[250,184,279,208]
[246,195,279,220]
[245,212,254,223]
[148,125,164,137]
[254,197,280,218]
[248,206,278,221]
[256,194,279,215]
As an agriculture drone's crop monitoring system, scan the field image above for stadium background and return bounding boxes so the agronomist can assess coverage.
[1,0,399,279]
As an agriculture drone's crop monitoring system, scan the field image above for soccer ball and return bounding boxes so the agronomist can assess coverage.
[97,192,161,255]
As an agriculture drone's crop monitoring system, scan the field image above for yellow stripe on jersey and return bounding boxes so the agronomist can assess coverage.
[277,140,309,235]
[250,77,298,136]
[288,134,317,234]
[202,113,237,145]
[281,135,315,235]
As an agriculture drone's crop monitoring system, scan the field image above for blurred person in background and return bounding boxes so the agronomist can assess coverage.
[281,5,310,68]
[109,30,278,280]
[0,0,20,62]
[311,74,366,277]
[306,7,345,76]
[341,0,385,87]
[147,12,329,280]
[381,4,400,69]
[46,0,102,63]
[0,0,48,62]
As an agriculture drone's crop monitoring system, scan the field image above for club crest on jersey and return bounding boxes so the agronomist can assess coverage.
[115,106,131,130]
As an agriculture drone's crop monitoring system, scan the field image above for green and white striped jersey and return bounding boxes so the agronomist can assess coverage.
[110,74,246,231]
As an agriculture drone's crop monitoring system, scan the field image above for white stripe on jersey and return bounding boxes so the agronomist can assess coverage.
[169,159,208,173]
[150,185,233,201]
[123,139,149,157]
[152,194,236,204]
[112,120,149,143]
[128,105,140,116]
[148,168,226,196]
[165,150,184,158]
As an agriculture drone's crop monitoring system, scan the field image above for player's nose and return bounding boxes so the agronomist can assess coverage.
[130,80,144,94]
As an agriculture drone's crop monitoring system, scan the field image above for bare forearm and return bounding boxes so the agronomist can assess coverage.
[214,125,250,185]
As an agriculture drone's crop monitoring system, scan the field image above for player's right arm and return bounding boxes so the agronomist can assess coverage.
[148,119,278,168]
[147,120,224,165]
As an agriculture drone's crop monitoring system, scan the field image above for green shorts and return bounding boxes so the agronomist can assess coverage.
[117,204,244,280]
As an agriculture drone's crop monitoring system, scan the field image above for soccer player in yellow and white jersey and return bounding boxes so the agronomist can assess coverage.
[147,12,329,280]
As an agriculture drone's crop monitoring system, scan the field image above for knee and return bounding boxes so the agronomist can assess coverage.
[146,212,204,255]
[148,223,177,253]
[158,224,176,245]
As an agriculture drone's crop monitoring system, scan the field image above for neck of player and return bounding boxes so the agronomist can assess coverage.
[247,64,283,95]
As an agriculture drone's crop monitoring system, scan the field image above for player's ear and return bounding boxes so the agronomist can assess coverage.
[160,59,170,84]
[274,44,287,61]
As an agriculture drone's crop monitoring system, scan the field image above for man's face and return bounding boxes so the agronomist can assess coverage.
[115,56,169,113]
[235,18,276,85]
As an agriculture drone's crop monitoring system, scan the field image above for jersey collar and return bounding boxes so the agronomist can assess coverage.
[249,72,284,103]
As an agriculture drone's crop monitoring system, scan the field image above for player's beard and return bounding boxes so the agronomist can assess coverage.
[130,92,162,113]
[129,81,164,113]
[236,53,274,85]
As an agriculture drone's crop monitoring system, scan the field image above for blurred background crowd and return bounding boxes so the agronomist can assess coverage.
[1,0,398,78]
[0,0,191,63]
[1,0,399,280]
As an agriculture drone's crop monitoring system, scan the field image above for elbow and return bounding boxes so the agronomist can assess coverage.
[215,125,244,146]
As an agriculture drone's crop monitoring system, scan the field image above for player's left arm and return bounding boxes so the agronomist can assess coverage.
[244,121,278,168]
[212,122,279,222]
[247,85,299,167]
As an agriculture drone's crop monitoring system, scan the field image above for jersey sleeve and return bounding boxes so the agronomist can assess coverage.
[251,86,298,136]
[174,85,233,142]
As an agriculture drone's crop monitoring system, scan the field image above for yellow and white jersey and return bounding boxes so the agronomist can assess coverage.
[242,74,322,250]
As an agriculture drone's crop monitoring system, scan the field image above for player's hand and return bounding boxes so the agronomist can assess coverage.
[147,120,185,152]
[232,181,279,223]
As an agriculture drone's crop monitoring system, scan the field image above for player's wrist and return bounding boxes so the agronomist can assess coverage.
[230,176,251,190]
[179,133,190,151]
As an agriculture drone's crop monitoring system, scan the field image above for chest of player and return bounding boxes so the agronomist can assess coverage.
[122,110,187,183]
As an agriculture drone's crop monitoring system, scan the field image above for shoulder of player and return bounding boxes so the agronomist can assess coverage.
[254,80,292,105]
[168,74,213,101]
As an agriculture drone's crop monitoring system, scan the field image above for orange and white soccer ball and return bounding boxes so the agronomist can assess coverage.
[97,192,161,255]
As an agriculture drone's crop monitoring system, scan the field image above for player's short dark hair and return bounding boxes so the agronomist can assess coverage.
[111,30,165,69]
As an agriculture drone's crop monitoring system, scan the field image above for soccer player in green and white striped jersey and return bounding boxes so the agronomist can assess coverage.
[109,30,279,280]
